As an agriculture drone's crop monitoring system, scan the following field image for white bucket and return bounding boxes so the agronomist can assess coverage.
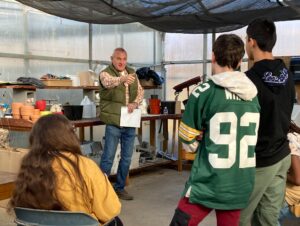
[67,75,80,86]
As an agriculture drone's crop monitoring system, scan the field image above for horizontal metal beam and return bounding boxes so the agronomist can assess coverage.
[0,52,162,68]
[0,52,90,64]
[163,60,211,65]
[163,58,249,65]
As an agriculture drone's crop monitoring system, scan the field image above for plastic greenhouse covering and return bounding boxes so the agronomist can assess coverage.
[16,0,300,33]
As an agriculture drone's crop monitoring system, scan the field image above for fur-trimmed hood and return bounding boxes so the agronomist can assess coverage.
[208,71,257,101]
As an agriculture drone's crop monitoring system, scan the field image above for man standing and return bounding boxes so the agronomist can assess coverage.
[240,18,295,226]
[99,48,144,200]
[170,34,260,226]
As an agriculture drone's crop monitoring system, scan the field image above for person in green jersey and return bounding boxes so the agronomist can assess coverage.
[169,34,260,226]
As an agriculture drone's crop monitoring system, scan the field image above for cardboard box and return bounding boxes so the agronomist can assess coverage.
[41,79,72,87]
[175,101,182,114]
[0,148,29,173]
[79,71,96,86]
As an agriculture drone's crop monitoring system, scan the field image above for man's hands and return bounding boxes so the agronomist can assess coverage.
[121,74,135,85]
[127,102,138,113]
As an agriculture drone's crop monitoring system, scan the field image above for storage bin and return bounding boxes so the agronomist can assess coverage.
[63,105,83,120]
[160,101,176,114]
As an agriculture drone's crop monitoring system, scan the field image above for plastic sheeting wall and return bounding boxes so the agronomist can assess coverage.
[164,20,300,102]
[0,0,163,145]
[0,0,162,82]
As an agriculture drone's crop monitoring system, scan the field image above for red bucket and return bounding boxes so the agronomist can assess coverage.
[35,100,46,111]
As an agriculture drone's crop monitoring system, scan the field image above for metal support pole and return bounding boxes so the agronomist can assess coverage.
[212,32,216,43]
[203,34,207,81]
[153,30,156,69]
[120,25,124,48]
[23,6,29,77]
[89,23,93,69]
[161,33,167,100]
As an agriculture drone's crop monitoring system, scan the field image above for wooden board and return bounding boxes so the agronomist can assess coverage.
[0,171,16,200]
[0,118,33,131]
[41,79,72,87]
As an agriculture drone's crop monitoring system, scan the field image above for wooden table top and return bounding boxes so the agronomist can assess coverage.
[0,114,182,131]
[0,171,17,185]
[0,171,17,200]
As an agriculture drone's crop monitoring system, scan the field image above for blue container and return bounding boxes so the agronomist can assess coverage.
[290,57,300,81]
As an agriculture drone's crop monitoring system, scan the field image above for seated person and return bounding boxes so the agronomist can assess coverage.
[278,122,300,225]
[8,114,122,226]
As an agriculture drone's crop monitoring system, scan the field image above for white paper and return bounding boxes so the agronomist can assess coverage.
[120,106,141,128]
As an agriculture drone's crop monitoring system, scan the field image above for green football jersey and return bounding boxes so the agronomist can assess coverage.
[179,80,260,210]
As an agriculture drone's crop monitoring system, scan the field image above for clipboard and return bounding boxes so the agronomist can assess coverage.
[120,106,141,128]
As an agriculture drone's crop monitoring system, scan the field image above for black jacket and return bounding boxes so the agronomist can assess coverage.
[246,59,295,167]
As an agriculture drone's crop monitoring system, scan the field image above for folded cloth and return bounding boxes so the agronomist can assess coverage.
[136,67,164,85]
[17,77,45,88]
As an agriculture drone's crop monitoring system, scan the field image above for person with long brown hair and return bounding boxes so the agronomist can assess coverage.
[8,114,121,225]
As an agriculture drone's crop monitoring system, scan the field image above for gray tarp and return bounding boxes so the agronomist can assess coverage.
[16,0,300,33]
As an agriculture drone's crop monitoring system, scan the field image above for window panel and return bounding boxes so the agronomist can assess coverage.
[27,10,89,59]
[123,23,155,64]
[0,58,24,81]
[28,60,89,78]
[0,0,24,54]
[92,24,121,61]
[165,34,204,61]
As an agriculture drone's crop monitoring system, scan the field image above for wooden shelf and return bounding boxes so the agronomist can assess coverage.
[0,118,105,131]
[0,84,159,90]
[0,171,16,201]
[141,114,182,121]
[0,85,99,90]
[0,85,36,90]
[142,85,162,89]
[0,118,33,131]
[41,86,99,90]
[71,118,104,127]
[0,115,181,131]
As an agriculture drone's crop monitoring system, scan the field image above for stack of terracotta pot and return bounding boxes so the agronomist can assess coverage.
[31,109,41,123]
[11,102,24,119]
[11,102,41,123]
[20,105,34,121]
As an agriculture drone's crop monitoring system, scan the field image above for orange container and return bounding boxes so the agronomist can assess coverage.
[150,107,160,114]
[149,98,160,106]
[149,98,161,114]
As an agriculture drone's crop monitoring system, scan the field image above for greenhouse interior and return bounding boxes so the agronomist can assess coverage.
[1,0,300,225]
